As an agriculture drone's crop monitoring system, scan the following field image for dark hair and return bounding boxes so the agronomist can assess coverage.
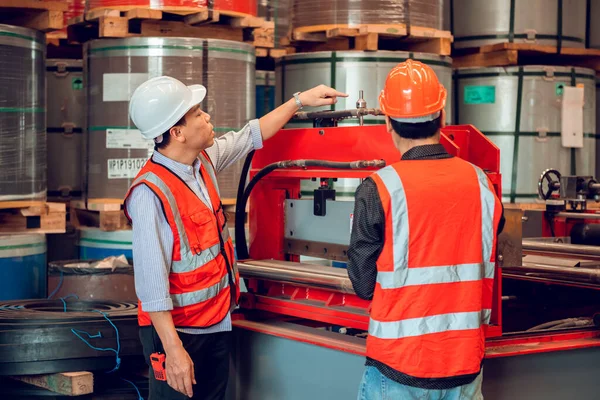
[390,115,442,140]
[154,113,187,150]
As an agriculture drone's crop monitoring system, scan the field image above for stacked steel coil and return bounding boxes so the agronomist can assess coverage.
[258,0,291,48]
[0,24,46,201]
[452,0,587,49]
[85,37,255,200]
[292,0,443,30]
[86,0,257,15]
[0,299,141,375]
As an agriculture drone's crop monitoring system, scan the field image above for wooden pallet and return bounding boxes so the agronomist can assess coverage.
[0,201,66,234]
[0,0,67,32]
[67,6,267,44]
[256,47,289,58]
[453,43,600,71]
[70,200,129,232]
[287,24,452,55]
[11,371,93,396]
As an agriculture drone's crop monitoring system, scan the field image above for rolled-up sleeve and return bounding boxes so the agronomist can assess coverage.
[347,178,385,300]
[126,184,174,312]
[205,119,263,173]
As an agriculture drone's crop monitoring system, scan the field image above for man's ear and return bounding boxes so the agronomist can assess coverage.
[440,109,446,129]
[169,125,185,143]
[385,116,394,134]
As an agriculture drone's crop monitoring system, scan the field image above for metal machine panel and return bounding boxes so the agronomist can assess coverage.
[285,199,354,246]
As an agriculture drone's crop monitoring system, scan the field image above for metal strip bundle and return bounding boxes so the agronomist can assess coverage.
[292,0,444,30]
[0,24,46,201]
[0,300,141,375]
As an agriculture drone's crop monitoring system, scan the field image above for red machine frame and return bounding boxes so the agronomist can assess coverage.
[236,123,600,357]
[242,124,503,338]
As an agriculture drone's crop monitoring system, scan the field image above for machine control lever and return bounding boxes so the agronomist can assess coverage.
[538,168,600,211]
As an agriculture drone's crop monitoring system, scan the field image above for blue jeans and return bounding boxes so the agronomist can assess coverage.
[357,366,484,400]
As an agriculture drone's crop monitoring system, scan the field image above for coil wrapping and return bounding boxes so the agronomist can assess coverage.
[0,24,46,201]
[258,0,291,48]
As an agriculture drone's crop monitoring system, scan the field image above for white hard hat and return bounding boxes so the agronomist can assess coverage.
[128,76,207,140]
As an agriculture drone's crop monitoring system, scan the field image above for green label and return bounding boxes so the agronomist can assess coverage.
[464,85,495,104]
[556,83,565,96]
[72,77,83,90]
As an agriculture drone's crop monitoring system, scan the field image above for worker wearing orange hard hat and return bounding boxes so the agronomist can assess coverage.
[347,59,505,400]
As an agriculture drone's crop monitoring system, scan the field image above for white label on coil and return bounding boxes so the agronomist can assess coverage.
[106,129,154,151]
[102,73,149,102]
[107,158,147,179]
[561,86,584,148]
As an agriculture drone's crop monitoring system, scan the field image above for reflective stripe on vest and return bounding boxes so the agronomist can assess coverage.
[171,274,229,308]
[131,172,225,274]
[369,309,492,340]
[370,162,497,338]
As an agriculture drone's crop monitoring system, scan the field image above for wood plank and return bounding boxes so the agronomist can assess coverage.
[125,8,162,20]
[229,15,264,28]
[406,37,451,56]
[253,27,274,48]
[0,0,67,11]
[327,27,361,38]
[98,16,129,38]
[0,201,45,210]
[183,10,211,26]
[23,10,63,32]
[293,31,327,42]
[83,199,123,212]
[85,9,120,21]
[12,372,93,396]
[271,48,291,58]
[453,50,519,69]
[355,33,378,51]
[255,47,268,57]
[140,20,244,41]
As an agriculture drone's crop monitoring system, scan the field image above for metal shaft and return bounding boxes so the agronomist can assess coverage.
[504,263,600,284]
[522,239,600,257]
[238,260,356,294]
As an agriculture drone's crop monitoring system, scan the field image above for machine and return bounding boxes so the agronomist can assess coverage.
[226,93,600,400]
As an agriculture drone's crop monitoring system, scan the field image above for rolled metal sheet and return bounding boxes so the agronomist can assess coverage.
[452,0,587,49]
[292,0,443,30]
[258,0,291,48]
[455,65,596,202]
[0,299,141,375]
[85,37,255,200]
[0,24,46,201]
[238,259,356,294]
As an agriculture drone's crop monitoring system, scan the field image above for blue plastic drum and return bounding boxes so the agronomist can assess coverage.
[0,234,47,300]
[256,70,275,118]
[77,228,132,260]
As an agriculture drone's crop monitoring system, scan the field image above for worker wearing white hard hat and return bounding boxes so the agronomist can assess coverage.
[124,75,348,400]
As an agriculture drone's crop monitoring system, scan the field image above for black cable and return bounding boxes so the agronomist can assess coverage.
[234,150,255,259]
[234,159,385,260]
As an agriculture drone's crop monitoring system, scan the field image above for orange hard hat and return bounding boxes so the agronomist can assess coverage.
[379,59,447,121]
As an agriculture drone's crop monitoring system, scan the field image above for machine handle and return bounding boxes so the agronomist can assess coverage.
[538,168,561,200]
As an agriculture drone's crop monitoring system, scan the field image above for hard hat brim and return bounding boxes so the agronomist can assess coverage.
[189,84,207,106]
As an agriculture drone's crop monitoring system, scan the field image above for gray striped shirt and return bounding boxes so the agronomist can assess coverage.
[126,119,262,334]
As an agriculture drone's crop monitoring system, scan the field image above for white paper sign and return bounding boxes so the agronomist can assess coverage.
[561,86,584,148]
[103,73,149,102]
[107,158,147,179]
[106,129,154,151]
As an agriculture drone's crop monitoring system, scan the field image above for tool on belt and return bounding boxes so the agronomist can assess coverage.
[150,352,167,381]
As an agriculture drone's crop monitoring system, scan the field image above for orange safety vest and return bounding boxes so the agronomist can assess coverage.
[367,157,502,379]
[123,151,239,328]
